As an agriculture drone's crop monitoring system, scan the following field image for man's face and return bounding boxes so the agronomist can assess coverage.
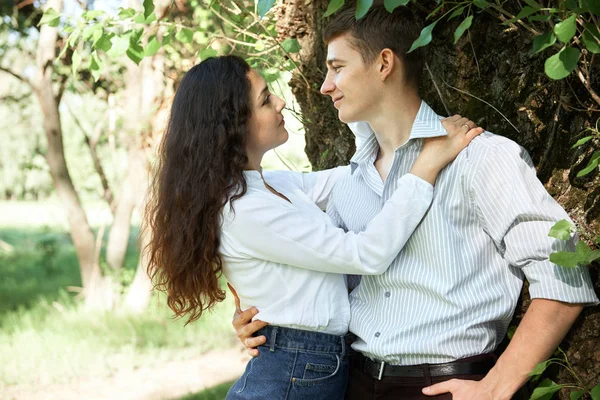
[320,33,380,123]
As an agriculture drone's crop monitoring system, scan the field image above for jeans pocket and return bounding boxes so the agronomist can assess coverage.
[294,354,341,387]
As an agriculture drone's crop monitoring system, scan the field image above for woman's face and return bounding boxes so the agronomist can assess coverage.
[245,68,288,157]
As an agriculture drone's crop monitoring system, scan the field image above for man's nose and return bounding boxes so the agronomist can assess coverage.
[320,72,335,95]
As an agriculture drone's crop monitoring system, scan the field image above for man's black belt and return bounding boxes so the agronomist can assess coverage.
[355,353,495,380]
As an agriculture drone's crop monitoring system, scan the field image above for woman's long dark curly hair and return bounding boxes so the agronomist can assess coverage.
[143,55,252,323]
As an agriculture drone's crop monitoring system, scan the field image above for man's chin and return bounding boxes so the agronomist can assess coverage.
[337,111,360,124]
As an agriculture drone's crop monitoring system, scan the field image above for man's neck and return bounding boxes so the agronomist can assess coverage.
[368,91,421,159]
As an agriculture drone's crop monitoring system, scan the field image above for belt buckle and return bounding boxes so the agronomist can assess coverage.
[377,360,385,381]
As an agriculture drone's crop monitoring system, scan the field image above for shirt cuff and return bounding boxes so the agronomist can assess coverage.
[403,173,435,195]
[523,259,599,306]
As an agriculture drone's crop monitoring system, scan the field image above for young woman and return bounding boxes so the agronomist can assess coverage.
[144,55,482,400]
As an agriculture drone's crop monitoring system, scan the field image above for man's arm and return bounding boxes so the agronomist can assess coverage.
[425,139,596,399]
[423,298,583,400]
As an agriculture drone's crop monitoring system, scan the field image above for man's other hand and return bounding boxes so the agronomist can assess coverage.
[228,283,268,357]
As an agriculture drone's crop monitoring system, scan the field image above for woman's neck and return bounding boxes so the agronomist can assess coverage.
[245,151,263,171]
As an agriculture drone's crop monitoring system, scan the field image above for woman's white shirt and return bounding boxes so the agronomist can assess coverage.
[220,167,433,335]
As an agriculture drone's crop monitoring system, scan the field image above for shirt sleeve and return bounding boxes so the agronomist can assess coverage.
[471,141,598,305]
[300,166,350,210]
[224,173,433,275]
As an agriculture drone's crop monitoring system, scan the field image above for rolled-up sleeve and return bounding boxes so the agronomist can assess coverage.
[472,141,598,305]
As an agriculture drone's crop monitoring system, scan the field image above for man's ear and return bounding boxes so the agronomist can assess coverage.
[379,48,397,82]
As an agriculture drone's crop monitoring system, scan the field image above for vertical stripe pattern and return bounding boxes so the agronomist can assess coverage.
[327,101,598,365]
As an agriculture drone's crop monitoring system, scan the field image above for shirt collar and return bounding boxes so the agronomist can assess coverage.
[348,101,447,172]
[243,169,264,185]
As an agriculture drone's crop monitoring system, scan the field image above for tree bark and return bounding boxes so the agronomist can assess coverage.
[276,1,599,395]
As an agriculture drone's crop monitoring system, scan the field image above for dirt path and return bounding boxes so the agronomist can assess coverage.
[2,347,250,400]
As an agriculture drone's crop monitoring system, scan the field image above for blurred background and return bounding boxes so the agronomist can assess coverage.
[0,0,310,399]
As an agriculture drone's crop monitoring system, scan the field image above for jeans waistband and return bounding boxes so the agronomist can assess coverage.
[256,325,349,355]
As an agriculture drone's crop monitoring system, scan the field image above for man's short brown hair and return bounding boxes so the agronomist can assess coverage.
[323,3,425,89]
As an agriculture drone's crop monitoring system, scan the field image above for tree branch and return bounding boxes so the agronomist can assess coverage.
[66,104,116,211]
[576,67,600,107]
[0,66,33,88]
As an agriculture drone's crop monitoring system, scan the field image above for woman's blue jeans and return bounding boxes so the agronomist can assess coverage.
[226,325,351,400]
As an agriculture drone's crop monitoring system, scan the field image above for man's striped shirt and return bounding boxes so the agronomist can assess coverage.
[327,101,598,365]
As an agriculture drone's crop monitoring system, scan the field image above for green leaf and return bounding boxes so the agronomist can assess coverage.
[554,14,578,43]
[544,46,580,80]
[117,7,136,19]
[126,41,144,65]
[162,33,172,46]
[524,0,543,8]
[68,26,82,47]
[82,10,104,20]
[548,219,575,240]
[134,11,157,24]
[143,0,155,19]
[258,0,276,18]
[427,3,444,20]
[356,0,374,19]
[584,0,600,16]
[577,151,600,176]
[454,15,473,43]
[504,6,539,24]
[82,23,102,41]
[587,250,600,264]
[529,14,552,22]
[198,47,218,60]
[506,325,517,339]
[473,0,489,9]
[530,379,563,400]
[570,390,585,400]
[324,0,345,17]
[89,53,103,82]
[449,6,465,20]
[94,33,113,52]
[39,7,61,27]
[408,21,437,53]
[529,360,553,377]
[106,34,130,58]
[572,135,593,148]
[144,35,161,57]
[550,251,582,268]
[176,28,194,43]
[384,0,410,13]
[532,32,556,54]
[583,24,600,53]
[591,381,600,400]
[282,38,301,53]
[71,50,81,76]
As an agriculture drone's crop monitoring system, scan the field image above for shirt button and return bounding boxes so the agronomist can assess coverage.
[384,291,391,298]
[375,332,381,338]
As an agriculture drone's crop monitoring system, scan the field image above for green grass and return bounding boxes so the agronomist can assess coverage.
[0,209,236,391]
[175,381,234,400]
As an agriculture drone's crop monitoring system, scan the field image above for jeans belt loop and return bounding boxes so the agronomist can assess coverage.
[269,326,278,353]
[377,360,385,381]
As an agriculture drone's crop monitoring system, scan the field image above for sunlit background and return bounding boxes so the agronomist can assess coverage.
[0,0,310,398]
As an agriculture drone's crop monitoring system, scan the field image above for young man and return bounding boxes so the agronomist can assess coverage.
[234,4,598,400]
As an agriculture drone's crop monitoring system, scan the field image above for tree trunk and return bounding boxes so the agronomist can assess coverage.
[112,0,173,312]
[34,0,110,308]
[276,1,599,395]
